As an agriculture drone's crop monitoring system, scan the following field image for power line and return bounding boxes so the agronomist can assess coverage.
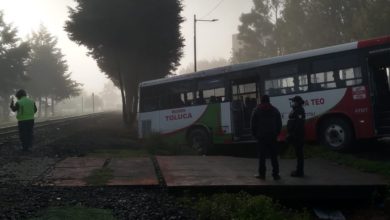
[200,0,226,19]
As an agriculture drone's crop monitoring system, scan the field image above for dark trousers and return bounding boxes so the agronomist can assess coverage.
[292,140,304,174]
[18,120,34,151]
[257,137,279,177]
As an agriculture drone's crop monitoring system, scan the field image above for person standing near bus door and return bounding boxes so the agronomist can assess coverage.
[251,95,282,180]
[10,89,37,152]
[286,95,306,177]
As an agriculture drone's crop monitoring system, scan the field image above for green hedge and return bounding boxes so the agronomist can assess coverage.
[184,192,311,220]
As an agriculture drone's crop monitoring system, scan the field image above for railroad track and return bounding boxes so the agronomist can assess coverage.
[0,113,105,139]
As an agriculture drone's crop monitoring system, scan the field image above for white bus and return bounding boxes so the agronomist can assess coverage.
[138,36,390,153]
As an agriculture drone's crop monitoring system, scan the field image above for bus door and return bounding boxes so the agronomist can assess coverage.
[368,51,390,135]
[231,80,258,140]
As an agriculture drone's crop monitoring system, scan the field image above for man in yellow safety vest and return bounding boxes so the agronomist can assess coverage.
[10,89,37,152]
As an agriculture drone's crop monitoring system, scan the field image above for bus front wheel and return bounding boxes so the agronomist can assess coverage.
[319,117,354,151]
[188,128,210,155]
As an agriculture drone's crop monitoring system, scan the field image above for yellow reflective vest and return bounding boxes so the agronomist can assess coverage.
[16,97,36,121]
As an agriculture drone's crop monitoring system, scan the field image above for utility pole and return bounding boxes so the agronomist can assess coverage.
[194,14,197,72]
[193,14,218,72]
[81,96,84,113]
[92,93,95,113]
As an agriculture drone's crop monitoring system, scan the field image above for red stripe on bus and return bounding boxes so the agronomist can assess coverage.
[358,36,390,48]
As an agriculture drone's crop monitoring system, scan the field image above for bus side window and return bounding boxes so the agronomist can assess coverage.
[215,87,225,103]
[310,71,336,90]
[333,71,346,87]
[141,96,159,112]
[285,87,293,94]
[265,77,295,95]
[186,92,194,106]
[265,79,275,95]
[210,96,217,103]
[338,67,362,86]
[159,95,167,109]
[195,91,205,105]
[298,74,308,92]
[268,88,280,96]
[199,87,226,104]
[173,94,185,108]
[292,74,308,92]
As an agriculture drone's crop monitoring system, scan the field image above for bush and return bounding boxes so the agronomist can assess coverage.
[191,192,311,220]
[84,167,113,186]
[141,133,196,155]
[29,206,116,220]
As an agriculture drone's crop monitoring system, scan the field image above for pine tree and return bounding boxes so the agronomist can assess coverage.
[0,11,29,120]
[26,25,80,117]
[65,0,184,124]
[233,0,278,63]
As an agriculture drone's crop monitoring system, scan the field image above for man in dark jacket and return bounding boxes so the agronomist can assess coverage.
[251,95,282,180]
[10,89,37,152]
[287,96,306,177]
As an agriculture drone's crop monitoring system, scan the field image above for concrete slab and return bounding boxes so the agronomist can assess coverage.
[39,155,386,200]
[157,156,387,187]
[53,179,87,187]
[44,157,105,186]
[43,157,158,186]
[107,158,158,186]
[55,157,106,168]
[107,177,157,186]
[46,167,99,180]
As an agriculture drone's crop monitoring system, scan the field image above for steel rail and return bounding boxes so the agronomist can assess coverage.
[0,113,105,138]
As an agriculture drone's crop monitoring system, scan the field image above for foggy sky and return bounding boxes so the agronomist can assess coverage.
[0,0,253,93]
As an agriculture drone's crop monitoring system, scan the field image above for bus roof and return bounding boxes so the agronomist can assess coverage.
[140,36,390,88]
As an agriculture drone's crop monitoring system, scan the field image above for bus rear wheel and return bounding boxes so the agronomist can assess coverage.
[320,117,354,151]
[188,128,210,155]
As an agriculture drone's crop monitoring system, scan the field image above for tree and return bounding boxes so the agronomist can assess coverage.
[364,0,390,38]
[0,11,30,121]
[83,92,103,112]
[303,0,352,47]
[234,0,390,62]
[292,0,390,48]
[65,0,184,124]
[99,81,121,111]
[232,0,279,63]
[276,0,310,54]
[25,25,81,117]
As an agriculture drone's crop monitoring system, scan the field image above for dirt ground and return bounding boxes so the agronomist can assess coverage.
[0,112,388,219]
[0,112,194,219]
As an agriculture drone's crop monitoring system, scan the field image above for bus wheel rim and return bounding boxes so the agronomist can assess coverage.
[325,124,345,148]
[192,136,203,152]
